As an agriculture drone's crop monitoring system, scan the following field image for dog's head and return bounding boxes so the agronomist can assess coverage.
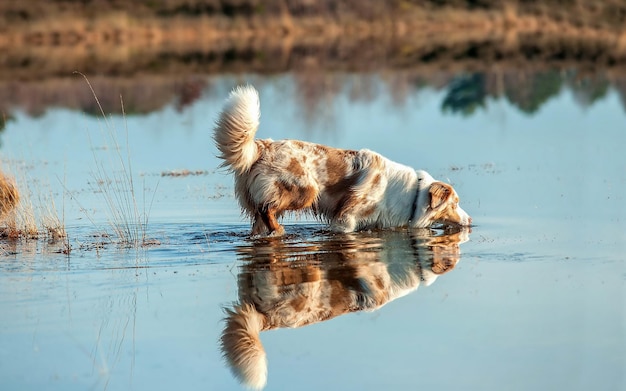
[412,171,472,229]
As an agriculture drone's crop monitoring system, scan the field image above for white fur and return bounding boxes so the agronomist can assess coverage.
[214,85,260,174]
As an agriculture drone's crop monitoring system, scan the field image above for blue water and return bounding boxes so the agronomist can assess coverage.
[0,74,624,390]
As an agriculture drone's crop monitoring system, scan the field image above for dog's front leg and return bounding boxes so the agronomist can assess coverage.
[259,206,285,236]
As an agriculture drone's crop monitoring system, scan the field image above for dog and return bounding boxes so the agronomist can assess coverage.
[213,86,471,235]
[220,228,469,389]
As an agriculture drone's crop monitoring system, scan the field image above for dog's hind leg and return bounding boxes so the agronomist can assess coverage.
[259,206,285,236]
[251,212,269,236]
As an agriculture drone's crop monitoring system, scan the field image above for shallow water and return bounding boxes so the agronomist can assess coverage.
[1,74,624,390]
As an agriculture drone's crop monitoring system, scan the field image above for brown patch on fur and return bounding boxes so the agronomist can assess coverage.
[289,140,308,150]
[374,276,385,290]
[336,194,364,219]
[361,204,377,218]
[325,173,359,199]
[429,182,453,209]
[323,152,385,220]
[287,158,305,177]
[324,148,350,185]
[274,181,317,211]
[326,175,361,218]
[290,296,307,312]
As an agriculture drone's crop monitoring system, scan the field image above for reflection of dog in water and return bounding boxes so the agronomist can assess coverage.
[220,228,469,389]
[213,86,471,236]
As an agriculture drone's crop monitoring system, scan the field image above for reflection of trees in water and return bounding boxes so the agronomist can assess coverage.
[292,73,383,131]
[175,77,209,112]
[294,70,625,121]
[441,71,565,116]
[615,80,626,112]
[503,71,563,114]
[292,72,342,131]
[0,70,625,125]
[570,76,610,108]
[442,74,486,116]
[0,76,213,118]
[0,113,16,149]
[438,70,619,116]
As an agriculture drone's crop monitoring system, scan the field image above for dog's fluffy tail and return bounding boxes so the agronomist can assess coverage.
[213,85,260,174]
[220,303,268,390]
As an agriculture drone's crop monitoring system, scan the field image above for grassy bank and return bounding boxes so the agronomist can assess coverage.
[0,168,66,243]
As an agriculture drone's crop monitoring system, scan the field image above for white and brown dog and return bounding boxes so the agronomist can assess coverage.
[213,86,471,235]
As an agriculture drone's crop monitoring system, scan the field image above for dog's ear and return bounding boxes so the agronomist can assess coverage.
[429,182,453,209]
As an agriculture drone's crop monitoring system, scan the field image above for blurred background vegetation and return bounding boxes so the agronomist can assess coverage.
[0,0,625,117]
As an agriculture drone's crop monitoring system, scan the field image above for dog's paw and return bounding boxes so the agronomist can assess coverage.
[329,217,357,233]
[268,226,286,237]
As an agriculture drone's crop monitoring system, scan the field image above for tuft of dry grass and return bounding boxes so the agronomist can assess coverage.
[38,190,67,241]
[0,168,67,242]
[78,72,157,248]
[0,172,19,219]
[0,172,29,239]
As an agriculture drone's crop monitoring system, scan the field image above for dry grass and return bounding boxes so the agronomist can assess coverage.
[0,168,67,242]
[0,172,28,240]
[0,170,36,240]
[0,172,19,219]
[78,73,157,248]
[38,190,67,241]
[1,74,157,250]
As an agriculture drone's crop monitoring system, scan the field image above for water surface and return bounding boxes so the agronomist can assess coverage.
[0,74,624,390]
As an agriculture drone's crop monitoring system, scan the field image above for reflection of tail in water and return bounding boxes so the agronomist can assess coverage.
[220,304,267,390]
[221,228,469,389]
